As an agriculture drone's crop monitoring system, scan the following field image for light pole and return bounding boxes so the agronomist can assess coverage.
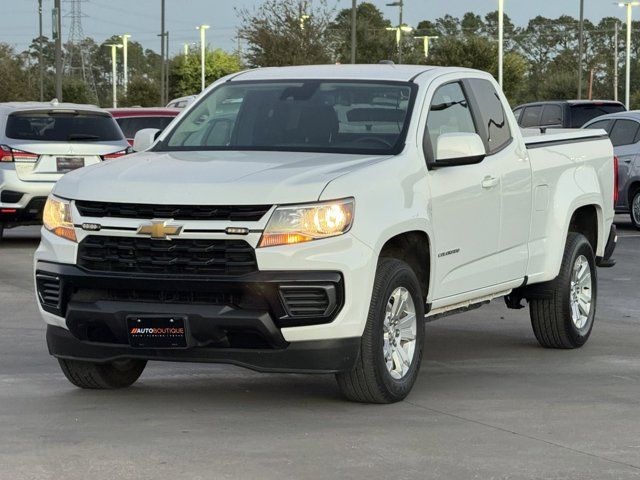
[53,0,62,100]
[386,25,413,62]
[196,24,210,92]
[107,44,123,108]
[578,0,585,98]
[414,35,438,59]
[618,2,639,110]
[386,1,404,62]
[300,14,310,30]
[120,34,131,95]
[350,0,357,64]
[498,0,504,88]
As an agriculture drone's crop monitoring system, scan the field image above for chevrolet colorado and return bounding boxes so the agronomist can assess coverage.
[35,65,616,403]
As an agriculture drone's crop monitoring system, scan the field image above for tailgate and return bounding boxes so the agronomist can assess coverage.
[15,154,102,182]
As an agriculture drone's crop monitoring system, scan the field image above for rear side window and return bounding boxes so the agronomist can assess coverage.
[609,119,640,147]
[541,105,563,126]
[466,79,512,154]
[424,82,477,161]
[521,106,542,128]
[584,119,612,132]
[6,111,124,141]
[570,104,626,128]
[115,116,176,138]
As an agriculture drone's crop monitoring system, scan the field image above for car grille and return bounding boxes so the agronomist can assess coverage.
[279,286,335,317]
[75,200,271,222]
[36,273,62,309]
[77,236,257,276]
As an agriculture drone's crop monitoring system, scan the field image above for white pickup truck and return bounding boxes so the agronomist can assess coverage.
[35,65,616,403]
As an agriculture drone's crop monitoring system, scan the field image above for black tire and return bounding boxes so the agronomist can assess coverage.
[58,358,147,389]
[630,188,640,230]
[336,258,425,403]
[529,232,597,349]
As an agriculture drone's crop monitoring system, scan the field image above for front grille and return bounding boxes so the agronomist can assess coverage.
[36,273,62,309]
[106,288,236,304]
[279,285,336,318]
[75,200,271,222]
[77,236,257,276]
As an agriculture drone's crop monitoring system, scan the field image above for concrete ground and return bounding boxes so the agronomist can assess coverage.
[0,219,639,480]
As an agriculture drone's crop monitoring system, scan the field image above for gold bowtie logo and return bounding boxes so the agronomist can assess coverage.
[137,219,183,240]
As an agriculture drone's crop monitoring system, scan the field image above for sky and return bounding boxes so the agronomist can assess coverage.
[3,0,632,56]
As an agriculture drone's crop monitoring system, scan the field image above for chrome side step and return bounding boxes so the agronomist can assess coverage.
[425,289,513,322]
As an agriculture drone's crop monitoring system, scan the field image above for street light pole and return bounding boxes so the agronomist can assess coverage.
[160,0,165,106]
[107,44,123,108]
[414,35,438,59]
[53,0,62,100]
[386,1,404,63]
[350,0,357,64]
[498,0,504,88]
[614,21,619,102]
[618,2,639,110]
[38,0,44,102]
[578,0,585,99]
[196,25,210,92]
[121,34,131,95]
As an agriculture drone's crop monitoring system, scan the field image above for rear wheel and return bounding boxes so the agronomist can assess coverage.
[336,258,425,403]
[630,188,640,230]
[58,358,146,389]
[529,233,596,349]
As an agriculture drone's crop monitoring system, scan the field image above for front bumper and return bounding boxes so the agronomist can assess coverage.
[46,325,359,373]
[36,261,360,373]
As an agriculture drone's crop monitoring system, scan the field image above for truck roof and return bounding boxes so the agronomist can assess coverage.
[229,64,451,83]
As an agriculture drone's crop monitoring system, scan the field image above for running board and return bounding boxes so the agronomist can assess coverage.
[425,289,512,322]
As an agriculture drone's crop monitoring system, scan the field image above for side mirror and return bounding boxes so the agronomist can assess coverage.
[433,132,486,168]
[132,128,161,152]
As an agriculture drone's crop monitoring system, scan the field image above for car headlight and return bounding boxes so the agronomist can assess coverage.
[258,198,354,248]
[43,196,77,242]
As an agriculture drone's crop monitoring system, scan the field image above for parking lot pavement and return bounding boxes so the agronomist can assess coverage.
[0,220,639,480]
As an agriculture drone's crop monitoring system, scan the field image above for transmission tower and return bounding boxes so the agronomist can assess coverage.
[63,0,98,102]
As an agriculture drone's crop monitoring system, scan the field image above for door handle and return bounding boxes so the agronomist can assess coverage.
[481,176,500,189]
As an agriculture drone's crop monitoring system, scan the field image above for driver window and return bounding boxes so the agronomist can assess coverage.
[424,82,477,161]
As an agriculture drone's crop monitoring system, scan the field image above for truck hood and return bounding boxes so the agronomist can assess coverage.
[53,150,391,205]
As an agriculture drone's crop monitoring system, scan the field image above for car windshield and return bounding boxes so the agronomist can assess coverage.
[115,116,176,138]
[159,80,416,155]
[570,104,626,128]
[6,110,124,142]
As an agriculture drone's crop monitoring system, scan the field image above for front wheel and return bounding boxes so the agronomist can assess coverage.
[58,358,147,389]
[529,232,597,349]
[336,258,425,403]
[630,189,640,230]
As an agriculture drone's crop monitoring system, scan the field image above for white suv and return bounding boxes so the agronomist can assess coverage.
[0,101,130,240]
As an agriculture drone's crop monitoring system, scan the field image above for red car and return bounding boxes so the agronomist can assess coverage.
[108,108,181,145]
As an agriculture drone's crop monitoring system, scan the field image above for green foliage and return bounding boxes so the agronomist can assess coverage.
[0,44,37,102]
[121,77,161,107]
[238,0,335,67]
[169,49,243,99]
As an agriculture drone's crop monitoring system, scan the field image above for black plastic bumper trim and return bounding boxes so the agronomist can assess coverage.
[47,325,360,374]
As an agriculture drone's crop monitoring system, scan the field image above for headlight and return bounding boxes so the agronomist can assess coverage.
[259,198,354,248]
[43,196,77,242]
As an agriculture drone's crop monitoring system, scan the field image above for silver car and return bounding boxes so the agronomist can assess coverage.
[0,101,130,240]
[583,111,640,229]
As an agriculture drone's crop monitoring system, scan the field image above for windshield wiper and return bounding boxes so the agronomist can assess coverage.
[68,134,100,141]
[430,100,468,111]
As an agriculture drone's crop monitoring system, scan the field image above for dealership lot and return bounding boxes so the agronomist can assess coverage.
[1,219,639,480]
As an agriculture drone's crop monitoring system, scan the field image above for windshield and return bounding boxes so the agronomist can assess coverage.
[159,80,416,155]
[6,110,124,142]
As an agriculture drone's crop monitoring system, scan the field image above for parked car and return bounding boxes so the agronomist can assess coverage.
[108,108,180,145]
[583,111,640,228]
[513,100,626,129]
[0,101,130,240]
[166,95,196,109]
[36,65,616,403]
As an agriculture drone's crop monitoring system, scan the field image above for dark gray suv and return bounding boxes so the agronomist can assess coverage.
[583,111,640,228]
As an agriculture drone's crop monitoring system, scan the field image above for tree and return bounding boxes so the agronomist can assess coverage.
[169,49,242,99]
[332,2,396,64]
[0,44,36,102]
[238,0,335,67]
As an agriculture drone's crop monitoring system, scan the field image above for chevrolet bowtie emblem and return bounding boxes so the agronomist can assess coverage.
[136,219,183,240]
